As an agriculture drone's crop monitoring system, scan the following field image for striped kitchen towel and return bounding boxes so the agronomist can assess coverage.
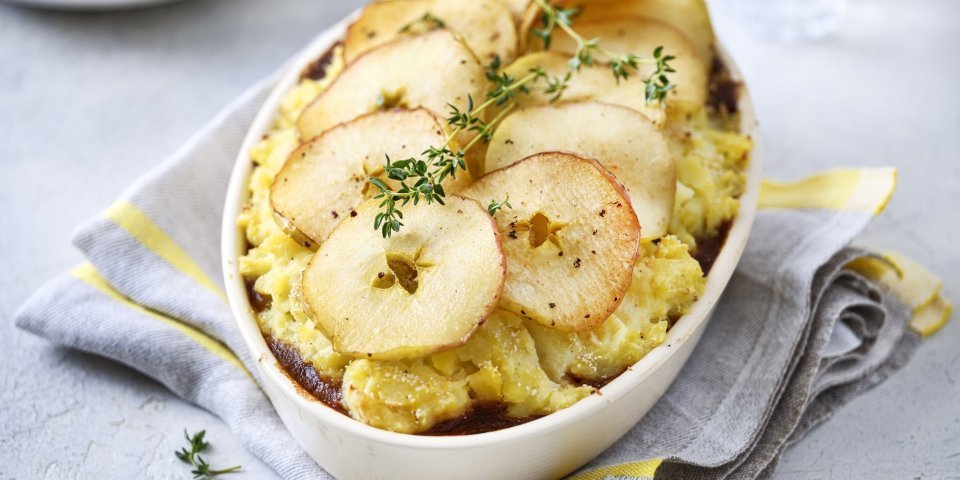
[15,78,951,479]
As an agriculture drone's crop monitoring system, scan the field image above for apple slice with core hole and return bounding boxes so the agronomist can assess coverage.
[548,17,709,111]
[462,152,640,331]
[345,0,517,64]
[298,30,488,143]
[497,51,664,125]
[485,101,676,240]
[302,195,506,359]
[271,108,471,245]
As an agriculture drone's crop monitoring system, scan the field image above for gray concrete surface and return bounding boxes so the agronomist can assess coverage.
[0,0,957,478]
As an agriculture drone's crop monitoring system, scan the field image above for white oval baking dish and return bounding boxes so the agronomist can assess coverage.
[222,11,761,480]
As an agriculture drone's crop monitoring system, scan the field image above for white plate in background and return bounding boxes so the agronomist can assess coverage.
[1,0,184,10]
[220,10,763,480]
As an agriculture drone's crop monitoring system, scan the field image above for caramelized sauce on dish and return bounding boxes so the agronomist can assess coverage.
[267,336,346,413]
[692,221,732,275]
[569,372,621,390]
[707,58,742,115]
[301,42,341,81]
[422,404,538,436]
[245,278,272,314]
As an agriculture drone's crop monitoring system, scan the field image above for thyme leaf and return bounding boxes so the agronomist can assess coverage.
[487,195,513,216]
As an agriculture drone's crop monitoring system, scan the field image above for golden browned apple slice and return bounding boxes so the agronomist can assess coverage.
[498,51,664,125]
[524,0,716,64]
[462,152,640,331]
[345,0,517,64]
[302,195,506,359]
[271,108,471,245]
[298,30,488,142]
[485,101,675,240]
[548,17,709,110]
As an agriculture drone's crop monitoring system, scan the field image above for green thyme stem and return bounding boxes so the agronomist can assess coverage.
[471,70,541,116]
[435,69,541,152]
[535,0,654,66]
[530,0,676,103]
[370,69,542,238]
[397,100,518,201]
[461,101,518,153]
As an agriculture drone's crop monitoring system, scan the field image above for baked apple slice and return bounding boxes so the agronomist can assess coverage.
[462,152,640,331]
[495,0,530,21]
[524,0,716,64]
[498,51,664,125]
[345,0,517,64]
[485,102,675,240]
[298,30,488,142]
[548,17,709,110]
[374,0,530,22]
[302,195,505,359]
[271,108,470,244]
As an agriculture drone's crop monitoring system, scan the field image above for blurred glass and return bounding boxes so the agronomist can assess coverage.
[729,0,848,41]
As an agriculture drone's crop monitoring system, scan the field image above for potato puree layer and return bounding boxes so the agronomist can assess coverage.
[238,47,752,434]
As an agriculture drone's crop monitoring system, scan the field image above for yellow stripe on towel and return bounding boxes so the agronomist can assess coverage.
[847,252,953,337]
[759,168,897,215]
[567,458,662,480]
[71,262,250,377]
[105,201,224,298]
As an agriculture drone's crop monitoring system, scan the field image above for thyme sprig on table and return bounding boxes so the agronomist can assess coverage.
[175,430,242,480]
[370,0,676,237]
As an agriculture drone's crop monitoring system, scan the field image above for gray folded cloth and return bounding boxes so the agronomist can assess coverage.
[585,215,920,479]
[14,76,922,480]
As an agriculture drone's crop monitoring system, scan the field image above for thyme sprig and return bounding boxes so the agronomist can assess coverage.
[398,12,446,34]
[531,5,579,49]
[371,70,541,237]
[175,430,241,480]
[487,195,512,216]
[530,0,676,105]
[369,0,676,237]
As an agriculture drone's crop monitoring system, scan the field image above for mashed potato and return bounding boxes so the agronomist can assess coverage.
[238,46,751,434]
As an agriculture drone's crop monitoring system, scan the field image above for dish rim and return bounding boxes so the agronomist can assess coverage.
[221,12,762,449]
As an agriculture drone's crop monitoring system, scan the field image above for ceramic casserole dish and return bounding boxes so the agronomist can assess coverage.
[222,6,762,479]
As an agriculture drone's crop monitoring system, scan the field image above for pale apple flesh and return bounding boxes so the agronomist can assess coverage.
[298,30,489,143]
[302,195,506,360]
[462,152,640,331]
[345,0,518,65]
[485,101,676,240]
[271,108,471,245]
